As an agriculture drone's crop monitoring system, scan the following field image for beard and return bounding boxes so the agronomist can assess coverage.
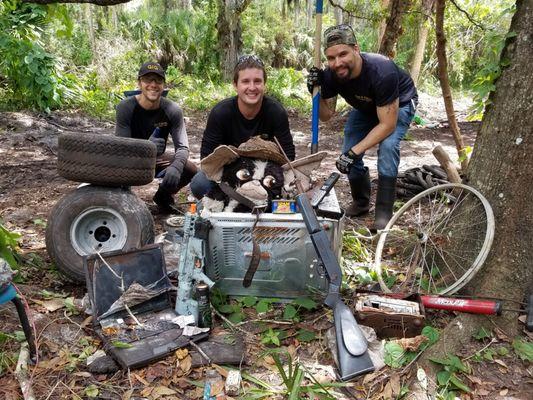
[332,66,353,84]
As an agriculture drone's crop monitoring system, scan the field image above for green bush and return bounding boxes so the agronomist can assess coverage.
[0,1,68,112]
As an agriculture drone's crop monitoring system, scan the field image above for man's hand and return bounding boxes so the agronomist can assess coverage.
[307,66,324,94]
[335,149,362,174]
[149,131,166,156]
[161,166,180,190]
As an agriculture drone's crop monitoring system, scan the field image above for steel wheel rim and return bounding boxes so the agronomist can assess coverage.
[374,183,495,295]
[70,207,128,256]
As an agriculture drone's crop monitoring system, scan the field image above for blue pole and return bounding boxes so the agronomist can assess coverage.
[311,0,323,154]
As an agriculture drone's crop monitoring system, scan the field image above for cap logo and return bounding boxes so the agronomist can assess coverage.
[147,64,158,70]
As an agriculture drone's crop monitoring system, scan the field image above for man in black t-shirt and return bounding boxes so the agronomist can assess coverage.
[307,24,418,230]
[190,55,295,199]
[115,62,197,213]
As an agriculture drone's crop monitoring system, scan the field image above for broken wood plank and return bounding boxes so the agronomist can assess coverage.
[432,145,462,183]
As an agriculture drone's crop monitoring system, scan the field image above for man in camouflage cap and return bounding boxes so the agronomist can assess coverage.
[307,24,418,230]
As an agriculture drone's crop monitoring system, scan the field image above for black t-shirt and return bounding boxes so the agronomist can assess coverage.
[115,96,189,174]
[200,96,295,160]
[321,52,418,116]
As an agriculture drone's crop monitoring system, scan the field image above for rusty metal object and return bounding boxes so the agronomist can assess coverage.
[354,294,425,338]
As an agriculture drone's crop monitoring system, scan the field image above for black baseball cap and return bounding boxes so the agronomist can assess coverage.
[138,62,165,79]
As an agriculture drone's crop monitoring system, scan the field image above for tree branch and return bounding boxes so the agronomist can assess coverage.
[327,0,379,21]
[22,0,131,5]
[448,0,485,30]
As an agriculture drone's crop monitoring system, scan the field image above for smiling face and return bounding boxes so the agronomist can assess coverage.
[233,68,266,112]
[325,43,361,82]
[137,73,165,109]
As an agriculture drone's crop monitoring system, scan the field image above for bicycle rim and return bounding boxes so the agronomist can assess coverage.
[374,183,495,294]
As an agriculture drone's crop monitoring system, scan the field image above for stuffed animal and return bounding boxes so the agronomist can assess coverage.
[203,157,285,213]
[200,137,328,214]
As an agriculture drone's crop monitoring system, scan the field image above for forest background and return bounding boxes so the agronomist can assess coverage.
[0,0,515,120]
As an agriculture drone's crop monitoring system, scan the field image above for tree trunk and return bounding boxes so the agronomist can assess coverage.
[378,0,408,59]
[306,0,313,29]
[435,0,468,171]
[409,0,435,85]
[333,0,343,24]
[377,0,391,47]
[418,0,533,384]
[216,0,251,81]
[84,4,96,52]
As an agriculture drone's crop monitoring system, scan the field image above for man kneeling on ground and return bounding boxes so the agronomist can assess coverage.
[115,61,197,213]
[190,55,295,199]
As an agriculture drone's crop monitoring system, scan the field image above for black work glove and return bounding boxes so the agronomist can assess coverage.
[161,165,181,190]
[335,149,363,174]
[307,66,324,94]
[149,131,166,157]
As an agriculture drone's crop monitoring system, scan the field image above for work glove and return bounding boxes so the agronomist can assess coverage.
[306,66,324,94]
[161,165,181,190]
[149,132,166,157]
[335,149,363,174]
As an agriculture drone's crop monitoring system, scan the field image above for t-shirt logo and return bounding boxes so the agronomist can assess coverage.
[353,95,372,103]
[155,122,168,128]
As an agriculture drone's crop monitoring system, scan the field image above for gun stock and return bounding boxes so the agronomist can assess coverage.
[296,193,374,381]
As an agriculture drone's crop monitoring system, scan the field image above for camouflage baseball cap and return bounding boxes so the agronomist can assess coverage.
[324,24,357,49]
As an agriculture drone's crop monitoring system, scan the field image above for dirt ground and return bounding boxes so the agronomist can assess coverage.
[0,101,531,399]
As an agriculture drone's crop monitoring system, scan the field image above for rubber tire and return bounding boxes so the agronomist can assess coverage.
[45,185,155,282]
[58,133,157,186]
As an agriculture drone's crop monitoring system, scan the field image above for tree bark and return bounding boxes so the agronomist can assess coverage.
[409,0,435,85]
[378,0,409,59]
[306,0,313,29]
[418,0,533,383]
[84,4,96,52]
[377,0,391,47]
[435,0,468,171]
[333,0,343,24]
[24,0,131,5]
[216,0,251,81]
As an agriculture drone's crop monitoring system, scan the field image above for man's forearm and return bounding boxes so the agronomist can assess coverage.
[351,122,396,155]
[319,97,336,121]
[170,148,189,175]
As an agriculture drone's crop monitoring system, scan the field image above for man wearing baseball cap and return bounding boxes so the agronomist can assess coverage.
[307,24,417,230]
[115,61,197,213]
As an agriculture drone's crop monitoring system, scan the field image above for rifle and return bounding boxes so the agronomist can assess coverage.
[274,138,374,381]
[174,212,215,324]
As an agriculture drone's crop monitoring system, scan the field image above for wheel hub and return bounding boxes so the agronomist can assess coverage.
[70,207,128,256]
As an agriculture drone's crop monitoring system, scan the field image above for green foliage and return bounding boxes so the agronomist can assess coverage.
[342,230,372,263]
[0,223,21,268]
[296,329,316,342]
[0,1,69,112]
[384,326,440,368]
[84,384,99,398]
[430,354,472,397]
[261,328,282,346]
[249,350,345,399]
[266,68,309,113]
[469,18,517,120]
[0,332,17,374]
[282,297,318,322]
[512,338,533,362]
[472,326,492,341]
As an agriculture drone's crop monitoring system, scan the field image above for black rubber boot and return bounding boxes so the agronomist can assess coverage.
[153,187,176,214]
[345,168,371,217]
[374,175,397,230]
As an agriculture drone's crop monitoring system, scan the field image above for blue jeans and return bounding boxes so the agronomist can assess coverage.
[343,101,415,179]
[190,171,216,199]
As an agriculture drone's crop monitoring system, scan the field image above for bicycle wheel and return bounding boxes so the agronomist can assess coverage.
[374,183,494,294]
